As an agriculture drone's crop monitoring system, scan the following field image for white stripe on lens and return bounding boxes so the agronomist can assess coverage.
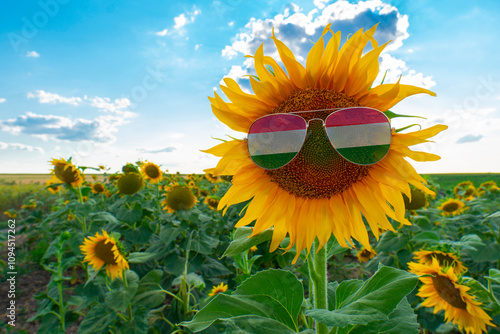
[325,123,391,149]
[248,129,306,156]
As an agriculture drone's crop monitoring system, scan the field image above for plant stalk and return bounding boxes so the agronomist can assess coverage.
[309,241,328,334]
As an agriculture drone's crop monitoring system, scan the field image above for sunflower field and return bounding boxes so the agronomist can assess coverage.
[2,24,500,334]
[0,158,499,334]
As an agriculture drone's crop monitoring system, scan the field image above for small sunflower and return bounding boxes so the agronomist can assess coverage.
[205,172,220,183]
[478,181,499,195]
[249,245,258,252]
[140,162,163,183]
[4,210,17,219]
[437,199,468,216]
[117,173,144,195]
[204,196,220,211]
[188,180,196,188]
[50,158,83,187]
[91,182,106,194]
[403,188,428,211]
[356,248,376,263]
[208,282,228,297]
[80,230,129,281]
[454,181,477,200]
[409,259,495,334]
[46,178,61,194]
[414,250,467,275]
[162,186,197,212]
[203,24,446,262]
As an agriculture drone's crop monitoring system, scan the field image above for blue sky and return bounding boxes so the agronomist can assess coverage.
[1,0,499,174]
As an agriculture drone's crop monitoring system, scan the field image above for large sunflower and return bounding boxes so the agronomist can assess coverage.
[408,259,495,334]
[80,230,129,281]
[203,24,447,262]
[413,250,467,275]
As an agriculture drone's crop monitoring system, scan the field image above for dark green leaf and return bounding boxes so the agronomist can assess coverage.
[376,231,409,253]
[223,227,274,258]
[128,252,157,263]
[348,298,419,334]
[182,269,303,332]
[78,304,117,334]
[307,266,418,328]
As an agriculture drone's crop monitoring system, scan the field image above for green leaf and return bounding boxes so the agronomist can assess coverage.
[222,227,273,258]
[487,269,500,285]
[375,231,409,252]
[348,298,419,334]
[104,271,139,312]
[128,252,157,263]
[89,212,119,225]
[133,270,165,309]
[78,304,117,334]
[467,241,500,262]
[159,224,181,246]
[307,266,418,328]
[116,202,143,225]
[412,231,440,244]
[335,280,364,309]
[172,272,206,290]
[384,110,426,120]
[182,269,303,332]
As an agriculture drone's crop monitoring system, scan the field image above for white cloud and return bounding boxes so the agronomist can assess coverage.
[0,111,134,144]
[0,141,44,154]
[219,0,433,89]
[26,51,40,58]
[228,21,234,27]
[194,44,202,50]
[0,98,6,103]
[155,29,168,36]
[27,90,83,106]
[173,6,201,33]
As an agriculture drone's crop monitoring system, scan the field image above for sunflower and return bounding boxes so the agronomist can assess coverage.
[437,199,468,217]
[50,158,83,187]
[204,196,220,211]
[454,181,477,200]
[409,259,495,334]
[205,172,220,183]
[46,177,61,194]
[140,161,163,183]
[202,24,447,262]
[403,187,428,211]
[478,181,499,195]
[91,182,106,194]
[162,186,197,212]
[80,230,129,281]
[356,247,376,263]
[117,173,143,195]
[208,282,228,297]
[249,245,258,252]
[4,210,17,219]
[413,250,467,275]
[188,180,196,188]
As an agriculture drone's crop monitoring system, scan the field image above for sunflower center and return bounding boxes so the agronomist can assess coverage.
[93,184,105,193]
[94,240,117,265]
[145,165,160,178]
[432,275,467,309]
[443,202,459,212]
[266,88,370,198]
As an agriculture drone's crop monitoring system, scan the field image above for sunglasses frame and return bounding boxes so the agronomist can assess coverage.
[247,107,392,170]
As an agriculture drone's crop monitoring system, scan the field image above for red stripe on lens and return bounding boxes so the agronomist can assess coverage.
[325,107,389,127]
[249,113,307,134]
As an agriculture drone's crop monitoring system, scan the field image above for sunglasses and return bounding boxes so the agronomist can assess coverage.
[247,107,392,170]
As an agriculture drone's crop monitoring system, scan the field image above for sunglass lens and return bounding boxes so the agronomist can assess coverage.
[325,107,391,165]
[248,114,307,169]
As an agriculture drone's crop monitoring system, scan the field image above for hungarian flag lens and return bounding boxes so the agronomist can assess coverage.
[325,107,391,165]
[247,114,307,169]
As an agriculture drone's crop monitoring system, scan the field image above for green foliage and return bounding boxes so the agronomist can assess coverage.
[1,168,500,333]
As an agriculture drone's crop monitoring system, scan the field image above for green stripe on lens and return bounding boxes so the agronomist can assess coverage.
[336,144,390,165]
[251,152,298,169]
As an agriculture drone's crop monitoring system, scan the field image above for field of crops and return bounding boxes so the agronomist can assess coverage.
[0,162,499,334]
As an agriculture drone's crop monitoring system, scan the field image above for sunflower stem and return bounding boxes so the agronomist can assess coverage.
[310,241,328,334]
[76,186,87,233]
